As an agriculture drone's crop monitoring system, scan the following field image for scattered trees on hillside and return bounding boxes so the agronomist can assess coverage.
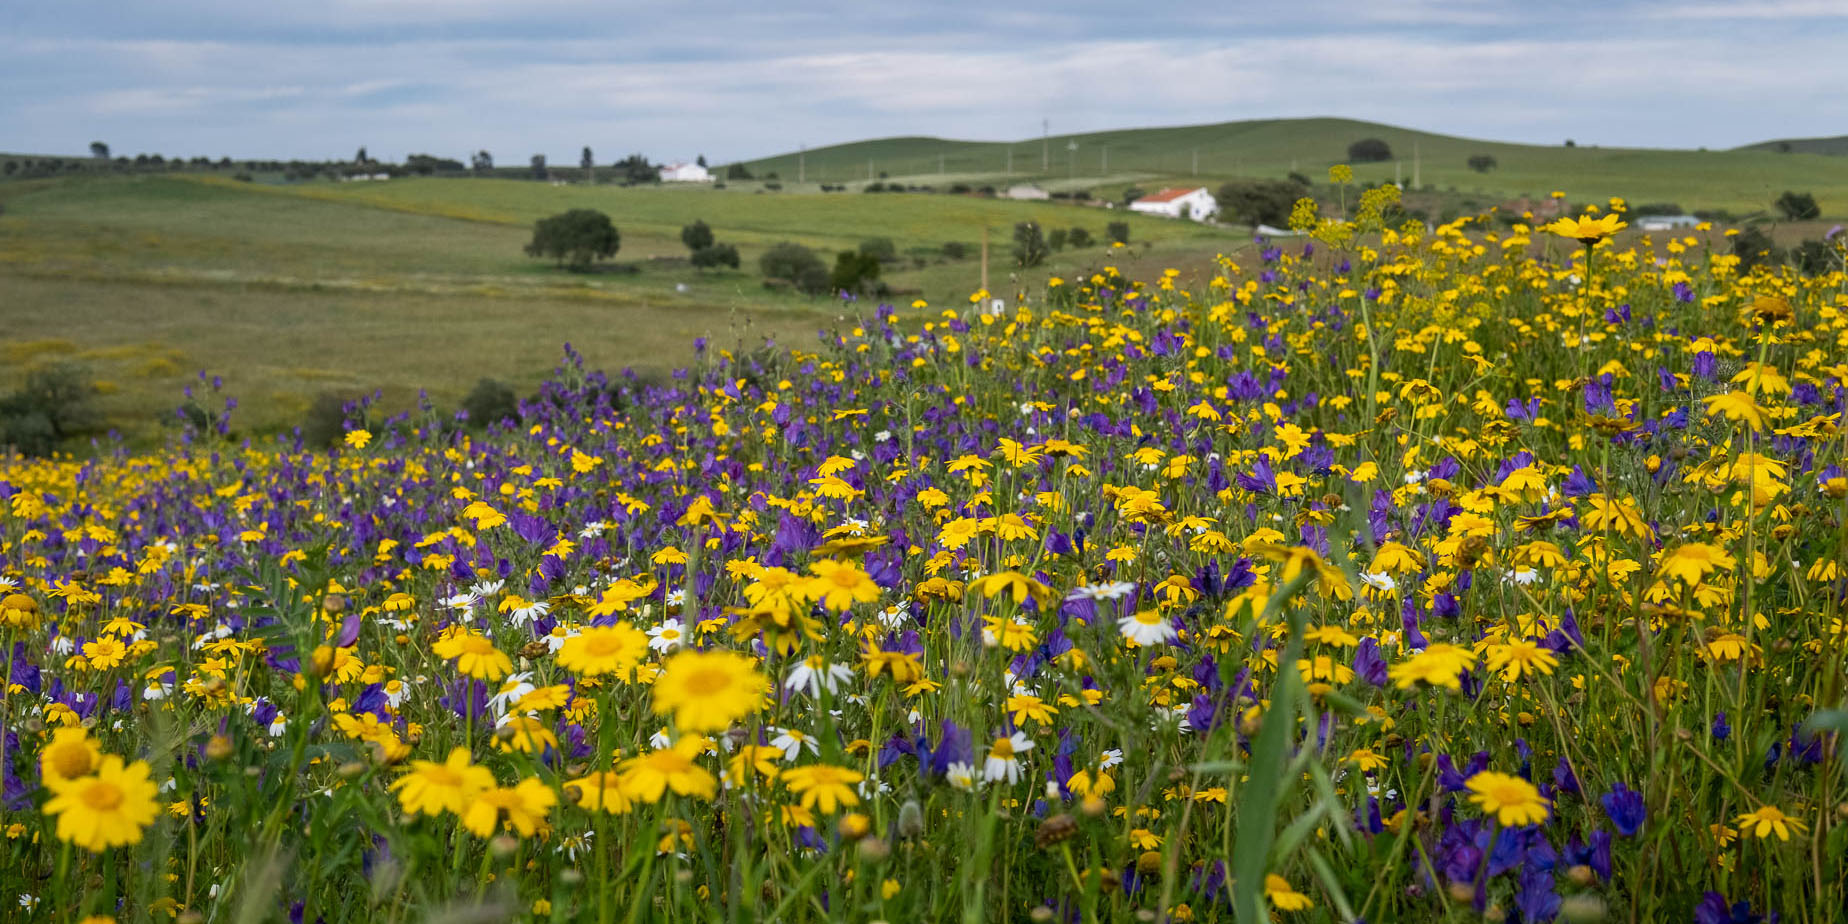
[1216,179,1301,228]
[726,163,753,181]
[614,154,657,185]
[1347,138,1393,163]
[760,242,830,294]
[90,142,110,160]
[404,154,464,175]
[471,150,494,173]
[1776,191,1820,221]
[680,220,741,272]
[525,209,620,270]
[1467,154,1498,173]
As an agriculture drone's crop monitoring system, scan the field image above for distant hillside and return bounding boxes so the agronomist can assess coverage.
[1737,136,1848,157]
[737,117,1848,215]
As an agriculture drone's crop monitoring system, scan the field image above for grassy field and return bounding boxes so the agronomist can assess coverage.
[739,117,1848,215]
[0,174,1242,442]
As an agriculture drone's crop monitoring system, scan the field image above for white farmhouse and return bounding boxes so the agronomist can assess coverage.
[1635,214,1700,232]
[1129,186,1217,221]
[658,162,713,183]
[1003,184,1050,200]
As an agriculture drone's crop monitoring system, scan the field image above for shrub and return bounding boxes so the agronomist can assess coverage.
[461,378,518,427]
[1013,222,1049,268]
[725,163,753,180]
[1792,238,1840,276]
[0,363,99,456]
[1067,227,1094,248]
[830,250,883,294]
[941,241,969,260]
[1287,171,1312,188]
[1731,225,1779,272]
[691,244,741,271]
[859,238,898,263]
[1775,191,1820,221]
[1467,154,1497,173]
[1122,186,1147,205]
[1347,138,1393,162]
[759,242,830,295]
[525,209,620,270]
[1106,221,1130,245]
[1048,228,1068,252]
[1629,203,1686,218]
[300,391,357,449]
[1216,179,1301,228]
[680,220,714,253]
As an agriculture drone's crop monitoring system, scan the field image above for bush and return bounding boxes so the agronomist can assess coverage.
[300,391,357,449]
[859,238,898,263]
[1216,179,1301,228]
[1012,222,1048,268]
[1467,154,1497,173]
[1731,225,1779,272]
[1629,203,1686,218]
[759,242,830,295]
[1792,238,1840,276]
[1287,171,1312,188]
[461,378,518,427]
[830,250,883,294]
[1122,186,1147,205]
[525,209,620,270]
[1775,191,1820,221]
[691,244,741,271]
[941,241,969,260]
[1067,227,1093,249]
[0,363,99,456]
[680,220,714,253]
[1106,221,1130,245]
[1347,138,1393,163]
[725,163,753,180]
[1047,228,1068,251]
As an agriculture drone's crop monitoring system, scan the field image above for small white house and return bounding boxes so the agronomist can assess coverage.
[1129,186,1217,221]
[658,162,713,183]
[1636,214,1699,232]
[1003,184,1050,200]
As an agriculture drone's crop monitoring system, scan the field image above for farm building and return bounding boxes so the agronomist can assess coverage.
[1129,187,1217,221]
[658,162,713,183]
[1003,184,1050,200]
[1636,214,1700,231]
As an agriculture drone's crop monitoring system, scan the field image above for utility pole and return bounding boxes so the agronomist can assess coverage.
[980,226,990,295]
[1042,119,1049,171]
[1413,142,1421,190]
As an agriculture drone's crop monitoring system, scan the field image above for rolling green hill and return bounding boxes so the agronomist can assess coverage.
[740,117,1848,215]
[1737,135,1848,157]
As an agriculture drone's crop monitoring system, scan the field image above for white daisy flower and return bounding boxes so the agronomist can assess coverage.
[945,761,979,792]
[1068,581,1137,602]
[1117,609,1178,646]
[647,619,688,652]
[769,727,821,760]
[785,656,853,697]
[578,521,608,539]
[982,732,1035,784]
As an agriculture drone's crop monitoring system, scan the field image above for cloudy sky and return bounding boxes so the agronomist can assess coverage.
[4,1,1845,163]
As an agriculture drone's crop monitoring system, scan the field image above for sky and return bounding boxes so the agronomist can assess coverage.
[3,1,1846,164]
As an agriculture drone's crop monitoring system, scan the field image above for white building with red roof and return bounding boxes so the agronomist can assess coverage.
[1128,186,1217,221]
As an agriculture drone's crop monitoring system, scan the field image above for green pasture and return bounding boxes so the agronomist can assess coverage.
[0,174,1241,442]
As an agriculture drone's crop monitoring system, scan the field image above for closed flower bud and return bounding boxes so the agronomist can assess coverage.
[204,735,234,761]
[336,761,367,779]
[897,800,924,839]
[1029,908,1056,923]
[1136,850,1163,874]
[1034,813,1078,849]
[322,593,347,614]
[1447,882,1476,904]
[856,837,891,863]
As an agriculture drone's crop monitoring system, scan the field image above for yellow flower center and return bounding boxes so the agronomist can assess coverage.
[680,668,732,696]
[81,780,125,812]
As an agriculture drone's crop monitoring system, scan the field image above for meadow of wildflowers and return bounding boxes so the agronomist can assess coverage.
[2,192,1846,924]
